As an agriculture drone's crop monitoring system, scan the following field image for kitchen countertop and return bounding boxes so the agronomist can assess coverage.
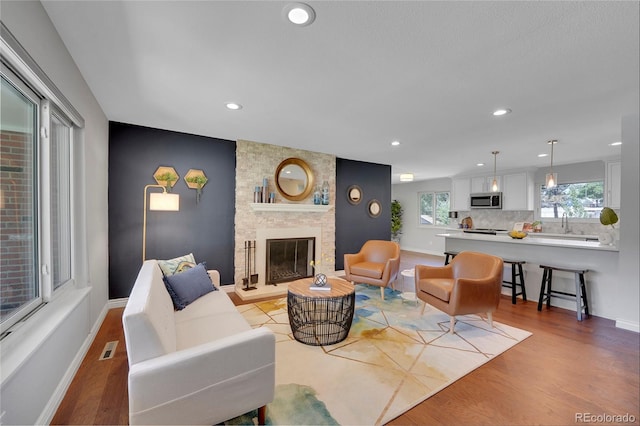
[437,231,618,251]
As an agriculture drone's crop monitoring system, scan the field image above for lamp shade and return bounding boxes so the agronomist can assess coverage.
[545,173,557,189]
[149,192,180,211]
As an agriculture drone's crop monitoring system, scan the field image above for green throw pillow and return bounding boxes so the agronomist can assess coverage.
[158,253,196,276]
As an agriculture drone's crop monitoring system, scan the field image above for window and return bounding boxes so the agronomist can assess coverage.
[0,70,40,328]
[540,181,604,219]
[419,191,450,226]
[1,37,80,333]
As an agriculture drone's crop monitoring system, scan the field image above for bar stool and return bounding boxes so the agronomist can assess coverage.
[538,265,590,321]
[444,251,459,265]
[502,259,527,304]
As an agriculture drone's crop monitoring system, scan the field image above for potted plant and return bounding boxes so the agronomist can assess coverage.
[185,174,208,203]
[598,207,619,245]
[391,200,403,242]
[156,172,178,192]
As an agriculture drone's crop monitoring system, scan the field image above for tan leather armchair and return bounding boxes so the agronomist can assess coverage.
[415,251,503,334]
[344,240,401,299]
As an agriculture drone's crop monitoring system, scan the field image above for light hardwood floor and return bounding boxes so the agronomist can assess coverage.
[52,251,639,425]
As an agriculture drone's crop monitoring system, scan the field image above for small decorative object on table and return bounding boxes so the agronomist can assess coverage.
[311,273,330,290]
[309,257,332,290]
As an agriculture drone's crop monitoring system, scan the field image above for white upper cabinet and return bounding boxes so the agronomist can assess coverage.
[471,175,501,193]
[451,177,471,211]
[606,161,621,209]
[502,172,533,210]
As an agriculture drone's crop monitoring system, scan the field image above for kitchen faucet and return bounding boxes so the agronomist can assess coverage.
[562,213,571,233]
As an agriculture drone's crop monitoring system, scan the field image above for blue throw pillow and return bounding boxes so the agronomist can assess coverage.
[162,263,216,310]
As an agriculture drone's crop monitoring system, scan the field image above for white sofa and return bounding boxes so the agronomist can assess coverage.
[122,260,275,425]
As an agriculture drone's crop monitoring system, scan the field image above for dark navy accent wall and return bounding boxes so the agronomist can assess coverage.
[108,122,236,298]
[335,158,392,270]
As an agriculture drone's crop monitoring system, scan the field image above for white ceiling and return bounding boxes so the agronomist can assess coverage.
[41,1,639,183]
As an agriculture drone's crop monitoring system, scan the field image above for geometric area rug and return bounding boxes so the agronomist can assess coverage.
[229,284,532,425]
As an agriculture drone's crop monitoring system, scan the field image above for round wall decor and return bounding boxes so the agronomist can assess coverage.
[368,199,381,218]
[347,185,363,205]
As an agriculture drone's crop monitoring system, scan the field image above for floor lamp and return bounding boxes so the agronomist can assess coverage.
[143,184,180,262]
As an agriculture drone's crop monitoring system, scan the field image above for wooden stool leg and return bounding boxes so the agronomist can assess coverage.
[574,272,583,321]
[538,268,548,311]
[511,264,517,304]
[546,269,553,308]
[579,272,590,318]
[518,264,527,301]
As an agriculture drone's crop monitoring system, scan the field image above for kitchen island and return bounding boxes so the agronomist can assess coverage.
[438,232,619,320]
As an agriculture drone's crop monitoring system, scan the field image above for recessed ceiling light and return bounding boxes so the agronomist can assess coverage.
[391,140,400,146]
[225,102,242,110]
[476,163,485,167]
[610,141,622,146]
[283,3,316,26]
[400,173,414,182]
[538,153,548,157]
[492,108,511,116]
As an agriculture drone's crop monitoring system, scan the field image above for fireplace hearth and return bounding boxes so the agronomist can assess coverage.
[266,237,315,285]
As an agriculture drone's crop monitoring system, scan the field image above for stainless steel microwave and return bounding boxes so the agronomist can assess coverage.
[470,192,502,209]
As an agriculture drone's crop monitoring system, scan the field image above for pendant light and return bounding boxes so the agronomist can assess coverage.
[545,140,558,188]
[491,151,499,192]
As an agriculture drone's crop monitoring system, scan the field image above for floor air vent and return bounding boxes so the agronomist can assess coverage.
[99,341,118,361]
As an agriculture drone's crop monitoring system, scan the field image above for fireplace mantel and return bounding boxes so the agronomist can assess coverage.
[249,203,331,213]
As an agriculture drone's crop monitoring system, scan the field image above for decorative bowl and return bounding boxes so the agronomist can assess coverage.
[508,230,528,239]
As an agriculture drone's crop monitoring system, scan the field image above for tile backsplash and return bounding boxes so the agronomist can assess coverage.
[455,210,617,236]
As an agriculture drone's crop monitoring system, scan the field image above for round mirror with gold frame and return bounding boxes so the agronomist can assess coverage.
[274,157,314,201]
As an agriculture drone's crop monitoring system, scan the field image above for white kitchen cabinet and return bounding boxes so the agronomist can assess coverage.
[471,175,501,193]
[606,161,621,209]
[502,172,533,210]
[451,177,471,211]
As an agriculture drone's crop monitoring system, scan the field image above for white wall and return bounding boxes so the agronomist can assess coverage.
[0,1,109,424]
[533,160,606,184]
[391,177,450,255]
[616,114,640,332]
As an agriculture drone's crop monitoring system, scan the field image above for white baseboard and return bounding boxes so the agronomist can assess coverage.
[37,301,109,425]
[108,297,128,308]
[615,319,640,333]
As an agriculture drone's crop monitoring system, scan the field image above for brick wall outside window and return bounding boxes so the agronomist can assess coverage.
[0,130,36,320]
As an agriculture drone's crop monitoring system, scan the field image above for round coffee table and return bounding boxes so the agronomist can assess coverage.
[287,277,355,346]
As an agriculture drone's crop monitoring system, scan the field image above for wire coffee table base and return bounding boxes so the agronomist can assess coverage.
[287,279,355,346]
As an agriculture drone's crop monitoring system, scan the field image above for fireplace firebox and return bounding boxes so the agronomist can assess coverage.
[266,237,315,285]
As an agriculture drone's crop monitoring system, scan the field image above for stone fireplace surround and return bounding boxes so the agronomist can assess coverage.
[234,140,336,300]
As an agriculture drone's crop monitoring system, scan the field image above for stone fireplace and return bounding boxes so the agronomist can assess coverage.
[234,140,336,300]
